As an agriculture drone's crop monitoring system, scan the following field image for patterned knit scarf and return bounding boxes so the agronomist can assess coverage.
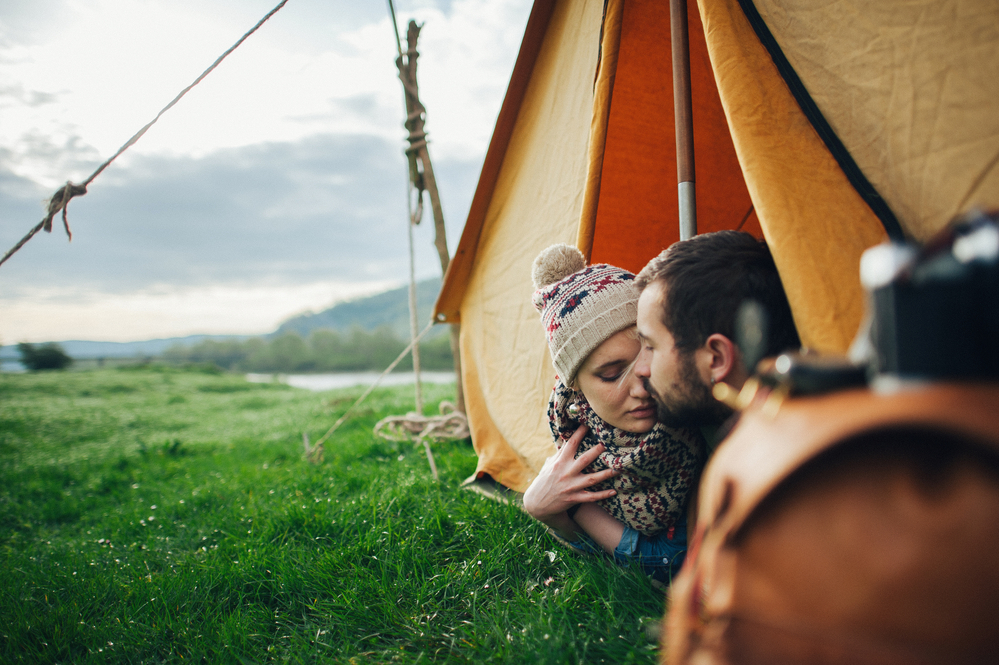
[548,379,706,536]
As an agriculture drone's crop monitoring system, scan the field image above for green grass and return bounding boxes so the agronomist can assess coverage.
[0,367,666,664]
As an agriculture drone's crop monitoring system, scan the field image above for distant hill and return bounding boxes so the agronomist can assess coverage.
[275,277,443,340]
[0,278,445,366]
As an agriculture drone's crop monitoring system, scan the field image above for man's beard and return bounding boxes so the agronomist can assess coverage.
[643,351,732,428]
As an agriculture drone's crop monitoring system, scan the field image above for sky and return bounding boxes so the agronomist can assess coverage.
[0,0,533,343]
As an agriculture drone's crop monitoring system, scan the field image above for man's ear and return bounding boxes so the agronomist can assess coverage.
[700,333,746,386]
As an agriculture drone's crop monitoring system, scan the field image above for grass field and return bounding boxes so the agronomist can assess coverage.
[0,367,666,664]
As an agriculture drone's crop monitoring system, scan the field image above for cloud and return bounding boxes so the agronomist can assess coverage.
[0,155,47,200]
[0,0,530,342]
[1,132,483,342]
[0,131,102,191]
[0,0,72,47]
[1,133,480,293]
[0,85,57,107]
[0,0,530,179]
[1,280,400,342]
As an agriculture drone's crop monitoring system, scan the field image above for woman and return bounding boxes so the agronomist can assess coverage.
[523,244,705,584]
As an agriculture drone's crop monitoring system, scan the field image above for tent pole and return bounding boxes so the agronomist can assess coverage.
[670,0,697,240]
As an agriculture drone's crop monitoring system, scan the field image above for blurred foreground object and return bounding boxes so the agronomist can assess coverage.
[665,383,999,664]
[857,209,999,384]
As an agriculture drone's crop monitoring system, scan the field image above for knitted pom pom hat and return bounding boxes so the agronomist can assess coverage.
[531,243,640,383]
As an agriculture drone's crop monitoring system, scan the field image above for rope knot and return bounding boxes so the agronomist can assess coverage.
[0,0,289,269]
[44,182,88,240]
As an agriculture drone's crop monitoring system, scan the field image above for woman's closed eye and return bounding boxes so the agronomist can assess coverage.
[594,361,630,383]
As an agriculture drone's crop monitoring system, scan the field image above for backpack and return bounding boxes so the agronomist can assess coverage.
[665,383,999,664]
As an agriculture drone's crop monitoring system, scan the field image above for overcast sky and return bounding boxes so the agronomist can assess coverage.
[0,0,532,343]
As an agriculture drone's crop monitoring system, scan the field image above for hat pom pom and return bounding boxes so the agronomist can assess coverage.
[532,244,586,289]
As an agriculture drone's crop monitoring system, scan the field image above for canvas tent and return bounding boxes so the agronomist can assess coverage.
[434,0,999,492]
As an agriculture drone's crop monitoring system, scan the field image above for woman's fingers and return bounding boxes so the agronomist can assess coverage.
[560,424,589,456]
[571,440,609,474]
[583,467,618,485]
[550,424,619,503]
[572,487,617,503]
[569,467,617,496]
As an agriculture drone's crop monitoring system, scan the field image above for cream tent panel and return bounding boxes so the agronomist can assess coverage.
[698,0,889,352]
[756,0,999,240]
[458,0,603,491]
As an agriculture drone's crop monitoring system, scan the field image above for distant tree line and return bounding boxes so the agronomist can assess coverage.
[161,326,453,373]
[17,342,74,371]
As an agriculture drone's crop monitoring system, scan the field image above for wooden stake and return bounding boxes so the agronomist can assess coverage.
[397,20,465,414]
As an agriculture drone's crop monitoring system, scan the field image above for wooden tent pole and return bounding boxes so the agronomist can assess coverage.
[670,0,697,240]
[398,20,466,414]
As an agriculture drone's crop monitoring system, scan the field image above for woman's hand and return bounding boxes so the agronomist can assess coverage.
[523,425,618,525]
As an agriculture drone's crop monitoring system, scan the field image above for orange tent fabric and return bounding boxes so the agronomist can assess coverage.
[582,0,761,274]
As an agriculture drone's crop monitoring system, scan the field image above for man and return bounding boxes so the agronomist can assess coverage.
[634,230,800,438]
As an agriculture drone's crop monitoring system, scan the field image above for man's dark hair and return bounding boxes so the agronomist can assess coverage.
[635,230,800,356]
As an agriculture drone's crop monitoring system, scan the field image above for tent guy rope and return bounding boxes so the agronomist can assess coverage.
[373,403,471,482]
[0,0,290,269]
[303,319,437,465]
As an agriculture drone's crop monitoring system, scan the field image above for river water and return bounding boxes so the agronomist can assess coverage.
[245,371,456,391]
